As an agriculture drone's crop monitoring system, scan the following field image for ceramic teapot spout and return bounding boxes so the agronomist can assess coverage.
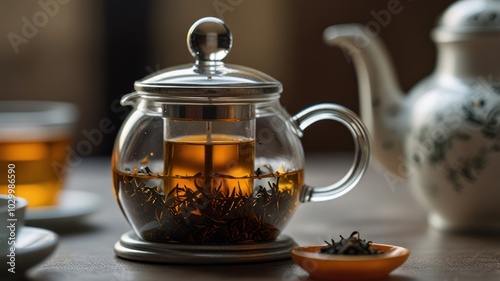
[323,24,406,178]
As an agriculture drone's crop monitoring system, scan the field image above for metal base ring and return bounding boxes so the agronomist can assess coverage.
[114,231,297,264]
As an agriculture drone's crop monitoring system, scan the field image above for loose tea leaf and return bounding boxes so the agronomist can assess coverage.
[114,167,303,244]
[320,231,384,255]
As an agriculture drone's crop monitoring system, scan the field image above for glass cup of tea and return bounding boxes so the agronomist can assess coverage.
[0,101,78,208]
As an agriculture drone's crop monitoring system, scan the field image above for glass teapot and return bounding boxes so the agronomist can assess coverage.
[112,17,371,244]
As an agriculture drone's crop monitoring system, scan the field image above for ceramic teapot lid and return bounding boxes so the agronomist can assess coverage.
[433,0,500,41]
[134,17,282,102]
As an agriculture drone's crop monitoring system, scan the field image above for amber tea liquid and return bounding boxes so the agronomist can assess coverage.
[0,138,70,207]
[164,134,255,196]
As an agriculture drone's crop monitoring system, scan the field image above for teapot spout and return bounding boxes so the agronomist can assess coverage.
[323,24,406,179]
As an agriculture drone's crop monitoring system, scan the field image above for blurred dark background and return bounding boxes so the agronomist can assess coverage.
[0,0,456,155]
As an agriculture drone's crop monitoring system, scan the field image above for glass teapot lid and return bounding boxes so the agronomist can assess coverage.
[134,17,282,103]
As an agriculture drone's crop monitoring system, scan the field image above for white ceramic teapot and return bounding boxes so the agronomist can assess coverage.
[324,0,500,232]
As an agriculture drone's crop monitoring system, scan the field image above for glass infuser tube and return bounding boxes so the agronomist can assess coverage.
[163,104,256,197]
[204,121,212,189]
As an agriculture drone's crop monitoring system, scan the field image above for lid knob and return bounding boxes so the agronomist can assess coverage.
[187,17,232,64]
[433,0,500,42]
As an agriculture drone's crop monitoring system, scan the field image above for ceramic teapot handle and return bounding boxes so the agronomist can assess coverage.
[292,104,371,203]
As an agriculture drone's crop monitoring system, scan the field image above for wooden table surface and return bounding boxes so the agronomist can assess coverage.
[20,154,500,281]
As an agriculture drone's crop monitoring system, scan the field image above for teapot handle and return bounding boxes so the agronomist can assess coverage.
[292,104,371,203]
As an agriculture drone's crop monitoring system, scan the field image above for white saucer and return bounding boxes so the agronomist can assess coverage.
[1,227,58,279]
[26,190,101,226]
